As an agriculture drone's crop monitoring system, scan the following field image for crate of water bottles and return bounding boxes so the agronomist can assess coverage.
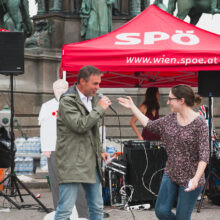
[15,137,41,157]
[14,157,34,175]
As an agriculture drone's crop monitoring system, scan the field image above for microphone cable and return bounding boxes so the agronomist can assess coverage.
[98,93,123,153]
[112,108,123,154]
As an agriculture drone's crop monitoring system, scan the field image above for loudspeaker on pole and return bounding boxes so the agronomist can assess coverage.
[0,32,24,75]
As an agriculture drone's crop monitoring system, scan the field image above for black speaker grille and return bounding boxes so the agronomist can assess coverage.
[0,32,24,75]
[198,71,220,97]
[123,140,167,204]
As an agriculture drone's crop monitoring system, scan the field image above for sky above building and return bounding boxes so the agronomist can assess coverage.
[28,0,220,35]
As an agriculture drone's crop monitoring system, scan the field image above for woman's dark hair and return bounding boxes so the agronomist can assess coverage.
[171,84,202,107]
[142,87,160,114]
[77,65,102,84]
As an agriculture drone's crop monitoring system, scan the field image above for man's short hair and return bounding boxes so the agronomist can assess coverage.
[77,65,102,84]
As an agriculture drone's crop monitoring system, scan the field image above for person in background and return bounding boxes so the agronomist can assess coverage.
[118,84,209,220]
[55,65,111,220]
[39,79,68,209]
[130,87,160,140]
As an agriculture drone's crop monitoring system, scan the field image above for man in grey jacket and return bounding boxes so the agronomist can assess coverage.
[55,65,111,220]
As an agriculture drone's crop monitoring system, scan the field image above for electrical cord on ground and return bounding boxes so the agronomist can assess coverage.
[119,185,135,220]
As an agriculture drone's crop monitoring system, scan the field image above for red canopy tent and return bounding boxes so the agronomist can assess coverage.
[60,5,220,88]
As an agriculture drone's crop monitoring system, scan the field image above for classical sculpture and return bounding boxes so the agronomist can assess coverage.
[0,0,32,38]
[153,0,167,11]
[167,0,220,25]
[167,0,177,15]
[36,0,62,15]
[113,0,121,16]
[74,0,82,15]
[80,0,115,40]
[129,0,141,16]
[211,0,220,13]
[141,0,150,11]
[25,19,54,48]
[130,0,166,16]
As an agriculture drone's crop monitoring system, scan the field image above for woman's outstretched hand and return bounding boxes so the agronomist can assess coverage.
[118,96,149,127]
[117,96,134,109]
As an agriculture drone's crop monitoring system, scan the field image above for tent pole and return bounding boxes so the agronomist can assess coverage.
[63,71,66,81]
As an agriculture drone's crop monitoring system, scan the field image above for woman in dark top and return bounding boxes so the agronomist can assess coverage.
[130,87,160,140]
[118,84,209,220]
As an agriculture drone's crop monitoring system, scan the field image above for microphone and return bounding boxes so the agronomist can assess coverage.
[98,93,117,114]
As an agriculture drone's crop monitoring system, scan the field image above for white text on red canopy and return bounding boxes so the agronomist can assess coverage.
[115,30,199,46]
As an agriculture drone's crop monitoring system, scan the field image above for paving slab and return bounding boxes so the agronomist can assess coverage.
[0,188,219,220]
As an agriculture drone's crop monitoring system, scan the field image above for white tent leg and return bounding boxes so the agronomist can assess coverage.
[63,71,66,81]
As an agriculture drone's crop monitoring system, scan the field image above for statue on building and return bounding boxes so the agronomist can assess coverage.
[130,0,166,16]
[25,19,54,48]
[167,0,177,15]
[141,0,150,11]
[36,0,62,15]
[113,0,121,16]
[80,0,115,40]
[153,0,167,11]
[0,0,32,38]
[167,0,220,25]
[129,0,141,17]
[74,0,82,15]
[211,0,220,13]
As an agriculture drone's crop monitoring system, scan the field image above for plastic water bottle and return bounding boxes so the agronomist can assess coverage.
[18,157,23,173]
[15,138,25,155]
[30,137,34,154]
[19,157,24,174]
[22,140,27,154]
[37,137,41,155]
[25,157,33,174]
[14,157,20,172]
[26,138,32,155]
[15,138,20,155]
[31,137,37,155]
[40,154,48,171]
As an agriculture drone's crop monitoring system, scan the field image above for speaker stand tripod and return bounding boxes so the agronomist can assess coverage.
[197,94,220,213]
[0,75,49,213]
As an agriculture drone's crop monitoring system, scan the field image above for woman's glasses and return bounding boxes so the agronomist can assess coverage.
[168,97,179,101]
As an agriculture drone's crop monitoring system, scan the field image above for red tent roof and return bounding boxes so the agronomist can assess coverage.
[60,5,220,87]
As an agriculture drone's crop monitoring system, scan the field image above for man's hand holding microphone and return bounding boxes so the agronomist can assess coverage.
[98,94,112,110]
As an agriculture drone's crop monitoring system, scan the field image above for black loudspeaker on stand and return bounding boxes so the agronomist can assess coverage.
[123,141,167,205]
[197,71,220,212]
[0,32,24,75]
[0,32,49,212]
[197,94,220,212]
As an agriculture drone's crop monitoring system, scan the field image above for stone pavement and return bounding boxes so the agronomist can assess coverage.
[0,188,220,220]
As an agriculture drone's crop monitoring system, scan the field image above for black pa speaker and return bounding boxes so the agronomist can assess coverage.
[198,71,220,97]
[123,140,167,204]
[0,32,24,75]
